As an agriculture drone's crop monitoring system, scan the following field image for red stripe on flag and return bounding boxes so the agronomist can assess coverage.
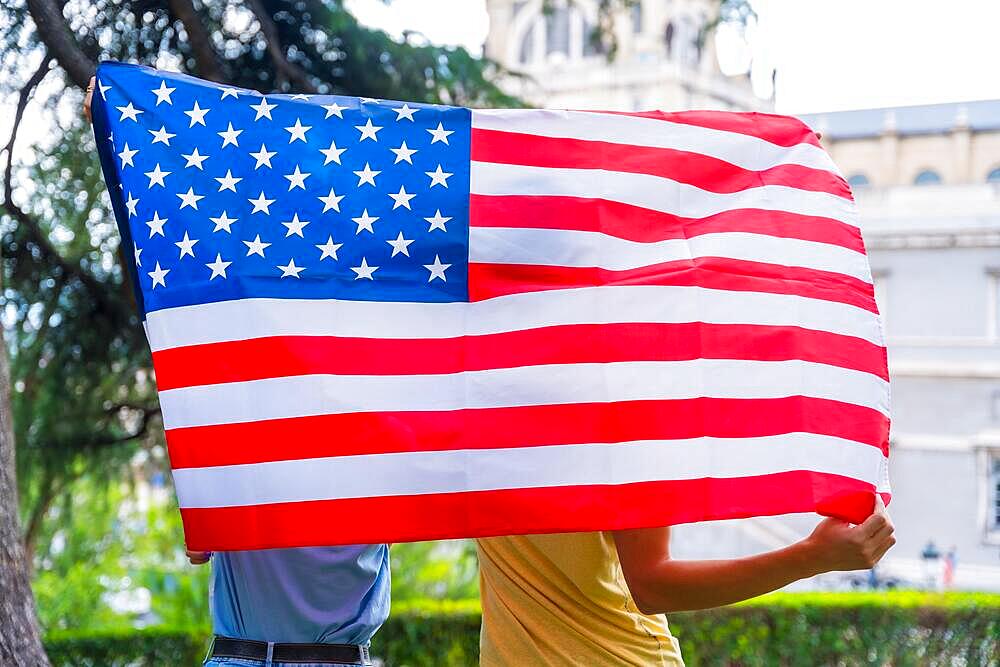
[471,128,850,198]
[152,322,887,391]
[469,195,865,251]
[180,472,882,551]
[165,397,889,469]
[588,109,823,148]
[469,259,877,311]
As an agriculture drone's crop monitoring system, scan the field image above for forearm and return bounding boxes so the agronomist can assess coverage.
[626,540,821,614]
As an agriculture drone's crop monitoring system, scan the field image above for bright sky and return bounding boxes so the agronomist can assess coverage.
[346,0,1000,113]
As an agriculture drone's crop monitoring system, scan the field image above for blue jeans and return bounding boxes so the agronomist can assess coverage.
[205,659,364,667]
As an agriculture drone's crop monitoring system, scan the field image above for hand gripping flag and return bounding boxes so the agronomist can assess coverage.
[92,62,890,551]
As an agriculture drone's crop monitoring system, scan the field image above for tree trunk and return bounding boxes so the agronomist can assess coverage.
[0,323,49,665]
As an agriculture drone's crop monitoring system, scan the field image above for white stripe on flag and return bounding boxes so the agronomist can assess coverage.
[172,433,886,508]
[470,228,872,282]
[144,285,884,352]
[470,161,858,226]
[471,109,840,175]
[158,359,890,430]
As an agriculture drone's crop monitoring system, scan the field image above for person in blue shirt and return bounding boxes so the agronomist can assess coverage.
[188,547,390,667]
[84,77,391,667]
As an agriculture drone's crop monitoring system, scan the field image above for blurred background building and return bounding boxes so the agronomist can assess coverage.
[484,0,1000,591]
[484,0,768,111]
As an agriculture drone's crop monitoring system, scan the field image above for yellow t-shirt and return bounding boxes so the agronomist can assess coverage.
[477,531,685,666]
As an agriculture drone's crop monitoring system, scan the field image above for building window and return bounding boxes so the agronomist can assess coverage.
[913,169,942,185]
[631,2,643,34]
[987,167,1000,183]
[989,453,1000,534]
[519,22,536,65]
[582,18,603,57]
[545,7,570,58]
[847,173,870,189]
[989,270,1000,341]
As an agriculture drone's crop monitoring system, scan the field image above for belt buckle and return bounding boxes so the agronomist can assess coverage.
[359,644,371,664]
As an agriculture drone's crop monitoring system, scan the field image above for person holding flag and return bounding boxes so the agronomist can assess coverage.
[477,496,894,665]
[86,78,389,667]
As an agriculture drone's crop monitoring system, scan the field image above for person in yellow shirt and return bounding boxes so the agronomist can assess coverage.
[478,496,894,666]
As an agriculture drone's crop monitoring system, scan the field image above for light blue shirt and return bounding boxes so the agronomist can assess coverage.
[210,545,390,645]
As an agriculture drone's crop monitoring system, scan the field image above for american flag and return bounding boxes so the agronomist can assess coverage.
[92,62,890,551]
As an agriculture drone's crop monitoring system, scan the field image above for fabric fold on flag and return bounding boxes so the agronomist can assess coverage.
[92,61,890,551]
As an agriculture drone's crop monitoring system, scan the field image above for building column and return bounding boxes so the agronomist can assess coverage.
[880,110,899,185]
[953,106,972,184]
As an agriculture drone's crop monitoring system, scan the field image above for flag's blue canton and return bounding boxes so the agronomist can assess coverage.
[94,62,471,313]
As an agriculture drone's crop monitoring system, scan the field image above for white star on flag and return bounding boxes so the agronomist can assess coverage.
[147,262,169,288]
[250,98,277,121]
[354,163,380,187]
[220,87,241,100]
[176,187,204,210]
[243,234,271,257]
[387,232,415,257]
[388,185,416,210]
[277,258,305,278]
[352,209,378,234]
[149,125,175,145]
[427,122,454,144]
[144,163,171,188]
[285,118,312,143]
[206,253,232,279]
[152,81,175,105]
[284,166,311,191]
[182,147,209,170]
[118,143,139,168]
[424,255,451,282]
[210,211,238,233]
[318,188,344,213]
[426,165,453,188]
[390,141,418,164]
[250,144,277,169]
[218,122,243,148]
[146,211,168,237]
[320,140,346,165]
[117,102,144,122]
[184,101,210,127]
[355,118,382,142]
[215,170,242,192]
[316,236,343,260]
[394,104,418,121]
[282,213,310,237]
[175,231,199,258]
[425,210,451,232]
[351,257,378,280]
[125,193,139,217]
[323,102,347,119]
[248,192,276,215]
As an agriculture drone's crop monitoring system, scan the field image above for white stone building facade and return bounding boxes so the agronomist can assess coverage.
[484,0,767,111]
[484,2,1000,590]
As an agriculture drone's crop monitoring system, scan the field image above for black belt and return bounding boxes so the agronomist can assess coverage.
[210,636,369,664]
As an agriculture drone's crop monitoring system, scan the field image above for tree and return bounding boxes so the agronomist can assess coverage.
[0,329,49,665]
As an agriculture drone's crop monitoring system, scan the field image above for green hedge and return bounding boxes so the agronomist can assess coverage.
[44,593,999,666]
[673,592,1000,666]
